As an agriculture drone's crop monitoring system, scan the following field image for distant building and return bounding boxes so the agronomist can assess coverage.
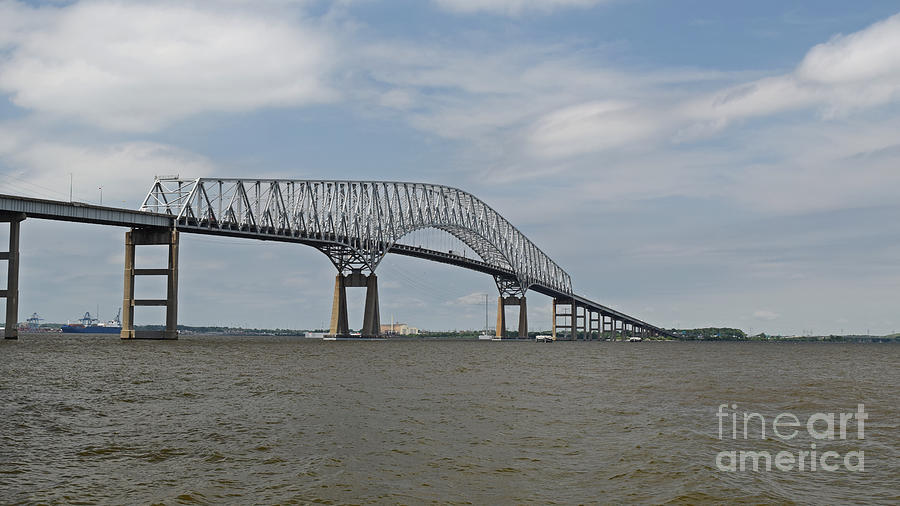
[380,323,419,335]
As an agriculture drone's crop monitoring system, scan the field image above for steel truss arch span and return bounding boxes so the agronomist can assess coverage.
[141,178,573,294]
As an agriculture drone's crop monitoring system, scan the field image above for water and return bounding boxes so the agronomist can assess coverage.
[1,336,897,504]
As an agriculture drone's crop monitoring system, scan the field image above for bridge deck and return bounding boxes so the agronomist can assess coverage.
[0,194,173,228]
[0,193,673,337]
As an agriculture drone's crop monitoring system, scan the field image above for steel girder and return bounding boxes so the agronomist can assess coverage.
[141,178,573,294]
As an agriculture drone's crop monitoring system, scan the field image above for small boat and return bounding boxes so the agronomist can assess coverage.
[477,294,495,340]
[535,334,555,342]
[628,336,643,342]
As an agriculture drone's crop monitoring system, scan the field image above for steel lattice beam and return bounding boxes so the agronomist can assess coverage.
[141,178,573,294]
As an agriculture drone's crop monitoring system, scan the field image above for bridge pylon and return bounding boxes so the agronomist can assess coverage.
[494,276,527,339]
[495,295,527,339]
[321,245,381,338]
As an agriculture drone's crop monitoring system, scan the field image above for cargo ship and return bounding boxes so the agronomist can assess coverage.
[61,309,121,334]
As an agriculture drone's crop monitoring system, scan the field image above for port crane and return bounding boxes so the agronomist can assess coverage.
[26,312,44,330]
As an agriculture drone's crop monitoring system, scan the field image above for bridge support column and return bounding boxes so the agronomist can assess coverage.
[589,311,599,340]
[496,295,527,339]
[361,274,380,338]
[1,213,24,339]
[496,296,505,339]
[329,274,349,337]
[583,309,589,340]
[121,228,179,340]
[570,303,578,340]
[552,298,575,340]
[517,296,527,338]
[551,299,557,340]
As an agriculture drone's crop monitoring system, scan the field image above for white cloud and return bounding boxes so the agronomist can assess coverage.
[0,0,55,49]
[0,124,215,205]
[797,13,900,85]
[0,0,335,131]
[396,12,900,163]
[684,12,900,126]
[352,41,726,156]
[753,310,780,321]
[532,13,900,159]
[433,0,614,15]
[450,292,489,306]
[346,10,900,221]
[528,100,659,158]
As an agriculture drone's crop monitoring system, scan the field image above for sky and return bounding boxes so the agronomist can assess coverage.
[1,0,899,335]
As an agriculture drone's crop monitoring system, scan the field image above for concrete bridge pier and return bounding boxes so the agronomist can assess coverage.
[121,228,179,340]
[552,298,564,340]
[329,274,349,336]
[1,213,24,339]
[495,295,527,339]
[571,304,578,340]
[329,270,380,337]
[553,298,587,340]
[574,304,587,340]
[551,298,557,340]
[362,274,381,337]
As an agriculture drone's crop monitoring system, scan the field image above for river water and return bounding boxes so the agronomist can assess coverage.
[1,336,897,504]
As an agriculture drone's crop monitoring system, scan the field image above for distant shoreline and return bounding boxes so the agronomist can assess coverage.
[15,327,899,343]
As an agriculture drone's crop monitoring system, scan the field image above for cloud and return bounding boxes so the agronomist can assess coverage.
[367,11,900,164]
[352,41,729,155]
[753,310,780,321]
[797,13,900,85]
[0,0,55,49]
[433,0,614,16]
[345,10,900,221]
[449,292,489,306]
[683,12,900,126]
[0,0,335,131]
[0,126,215,205]
[534,13,900,159]
[528,100,659,157]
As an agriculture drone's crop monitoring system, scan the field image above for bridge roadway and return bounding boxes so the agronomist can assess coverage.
[0,193,673,339]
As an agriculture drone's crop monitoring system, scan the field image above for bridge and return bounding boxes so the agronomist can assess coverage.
[0,177,673,340]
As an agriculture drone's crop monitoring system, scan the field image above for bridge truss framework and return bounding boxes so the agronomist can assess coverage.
[0,183,673,340]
